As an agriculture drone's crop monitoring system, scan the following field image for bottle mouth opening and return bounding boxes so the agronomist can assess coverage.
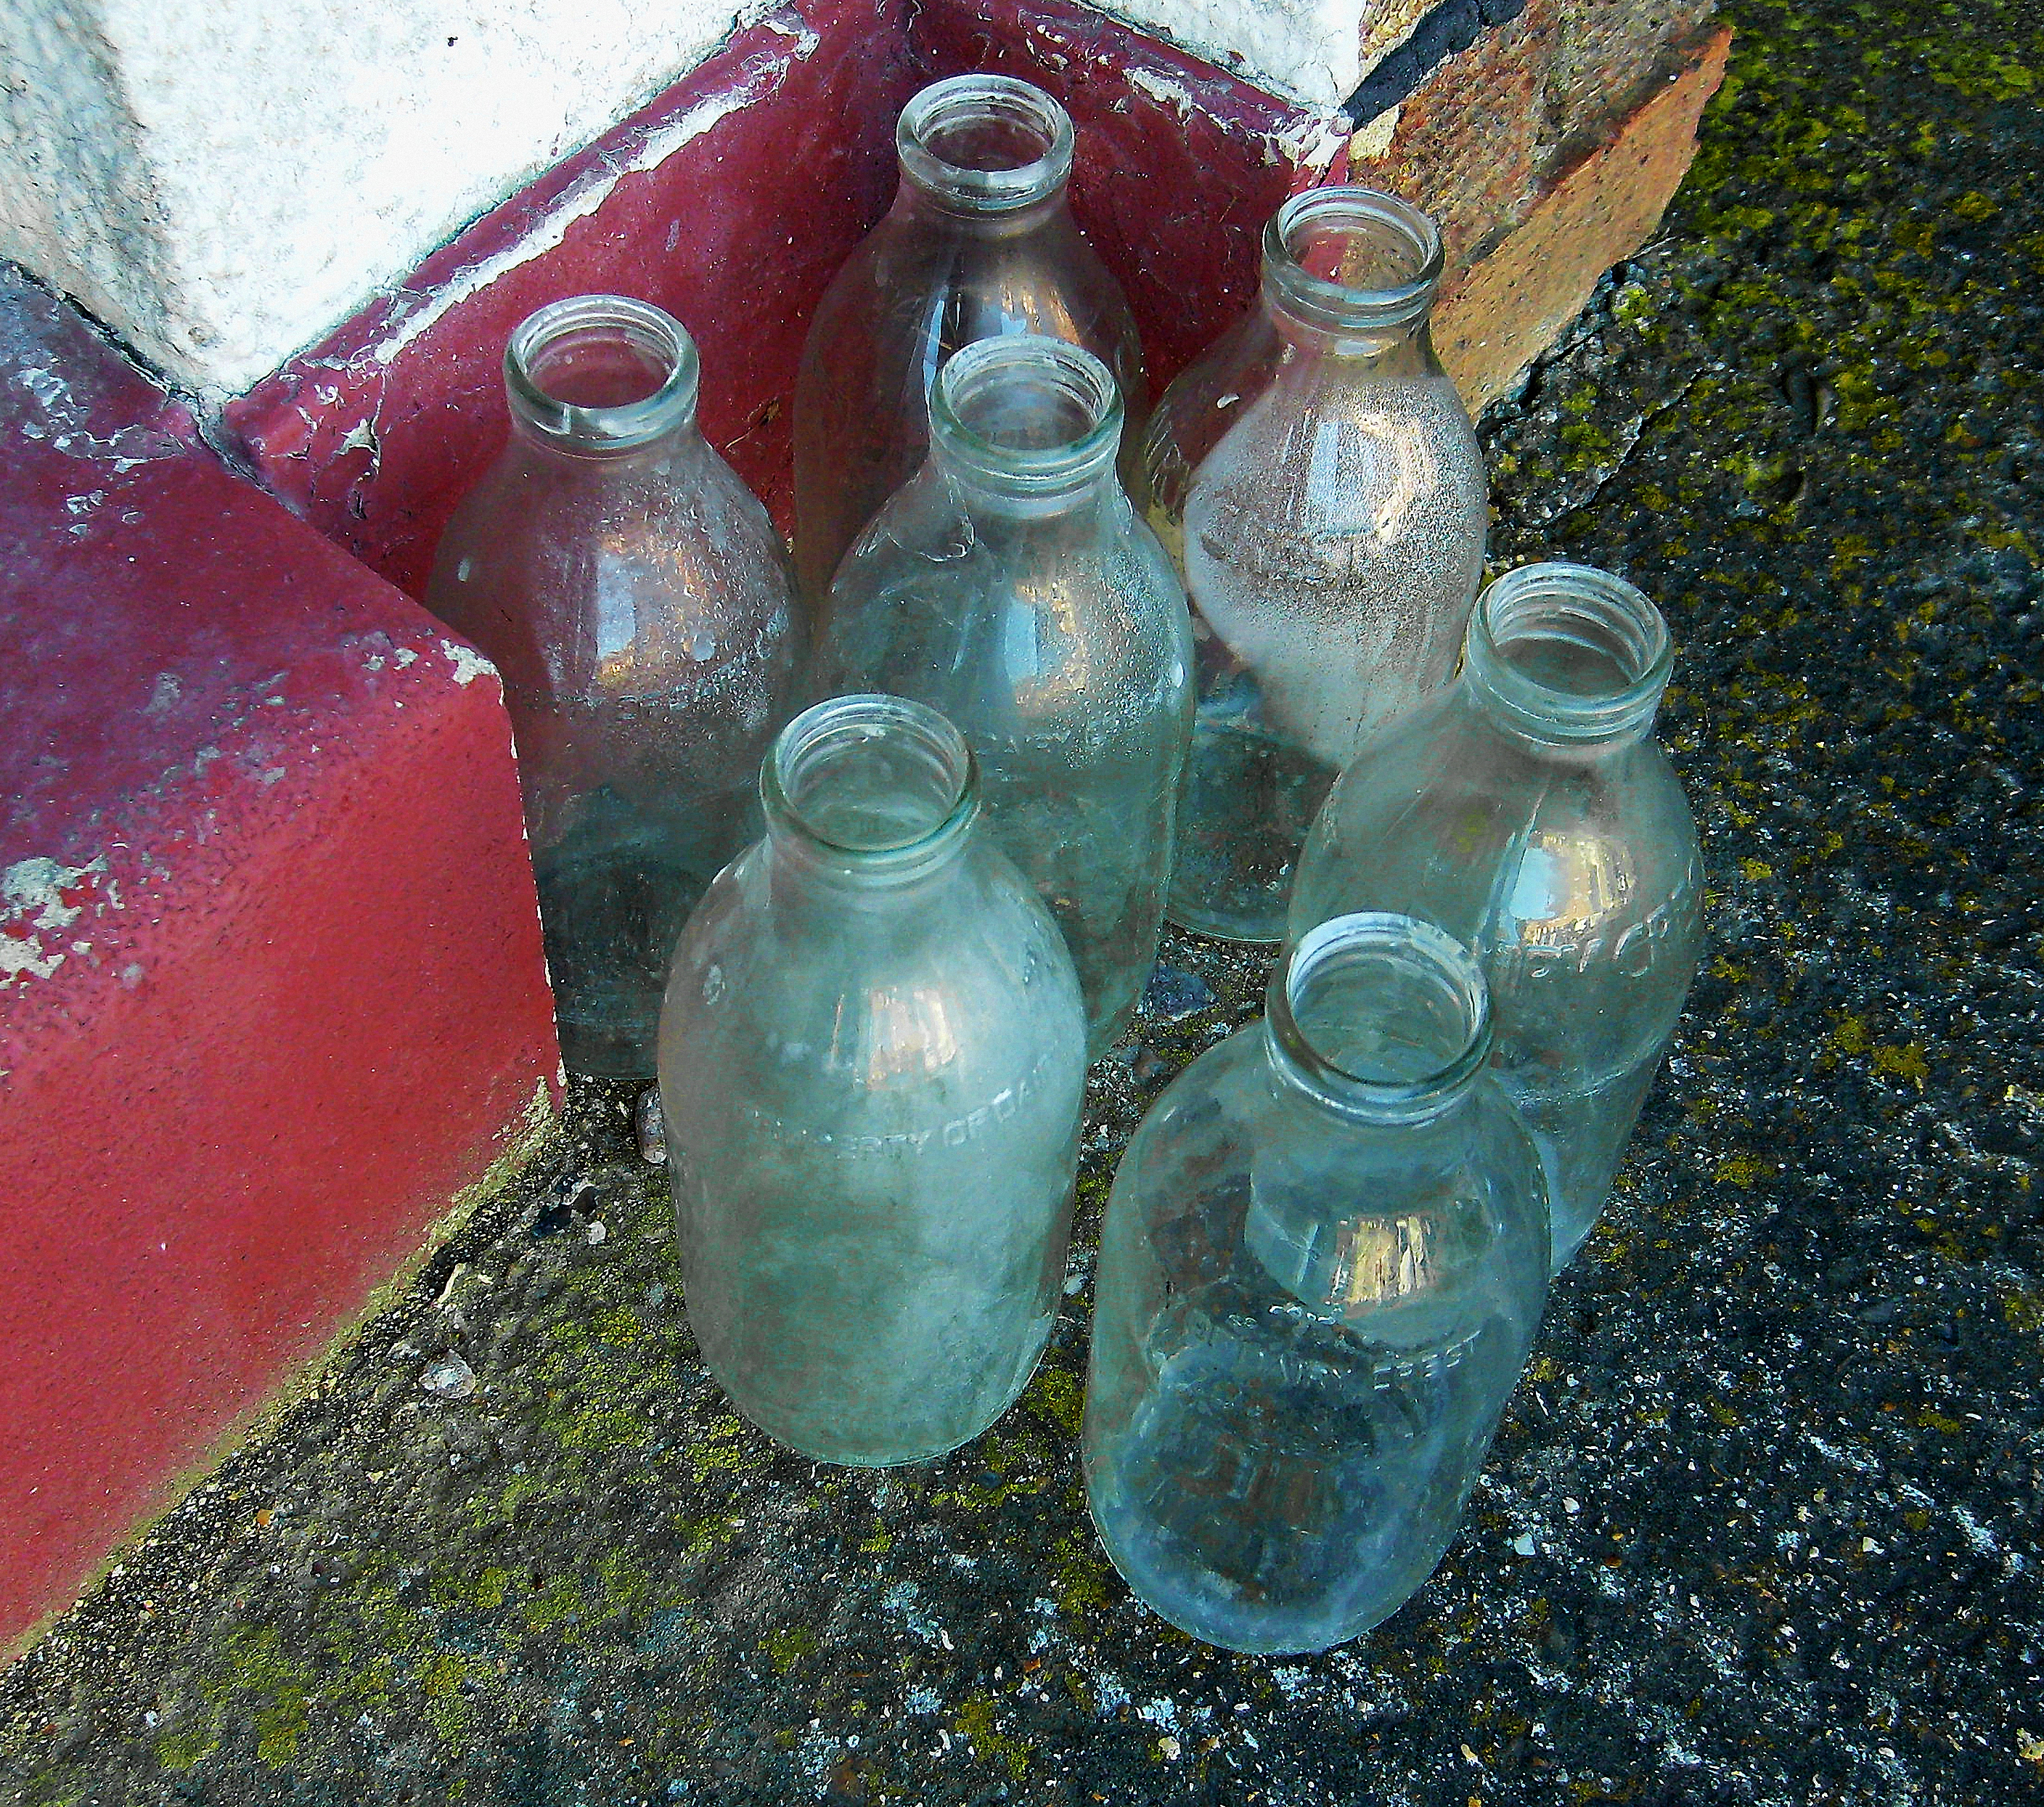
[898,75,1074,213]
[1264,187,1444,336]
[1266,913,1490,1116]
[506,294,699,450]
[763,694,978,867]
[1468,562,1674,743]
[931,335,1121,491]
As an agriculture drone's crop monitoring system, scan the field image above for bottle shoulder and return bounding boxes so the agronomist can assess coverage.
[1110,1035,1549,1335]
[663,841,1087,1093]
[824,486,1193,697]
[425,445,796,709]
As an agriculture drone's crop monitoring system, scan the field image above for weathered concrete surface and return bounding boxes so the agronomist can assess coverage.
[3,0,2040,1800]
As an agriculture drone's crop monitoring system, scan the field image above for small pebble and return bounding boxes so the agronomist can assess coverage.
[586,1220,608,1245]
[636,1087,668,1164]
[420,1353,477,1400]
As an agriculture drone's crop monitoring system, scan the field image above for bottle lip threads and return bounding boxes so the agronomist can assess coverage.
[897,74,1076,216]
[1262,187,1445,341]
[1464,561,1676,746]
[1264,913,1493,1123]
[761,693,983,878]
[505,293,700,454]
[930,335,1123,499]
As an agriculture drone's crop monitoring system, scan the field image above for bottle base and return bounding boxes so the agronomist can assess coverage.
[707,1321,1053,1470]
[1161,900,1286,947]
[1084,1490,1397,1655]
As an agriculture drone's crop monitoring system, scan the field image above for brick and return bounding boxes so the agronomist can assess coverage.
[1344,0,1725,405]
[0,268,560,1653]
[1432,21,1733,409]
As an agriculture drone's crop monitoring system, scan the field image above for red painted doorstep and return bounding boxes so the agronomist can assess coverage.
[0,269,561,1651]
[222,0,1320,605]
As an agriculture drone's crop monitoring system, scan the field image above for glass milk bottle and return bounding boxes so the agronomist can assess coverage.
[1291,563,1703,1270]
[658,694,1087,1466]
[815,335,1193,1057]
[426,294,798,1076]
[1084,913,1549,1652]
[792,73,1145,606]
[1139,187,1487,942]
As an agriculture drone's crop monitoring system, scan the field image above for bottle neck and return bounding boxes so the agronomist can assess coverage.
[925,333,1123,520]
[893,181,1069,241]
[1461,563,1674,752]
[1261,914,1492,1129]
[503,293,703,463]
[760,693,981,897]
[894,73,1074,230]
[1258,186,1444,362]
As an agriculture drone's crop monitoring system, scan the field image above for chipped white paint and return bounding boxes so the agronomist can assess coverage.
[439,639,499,688]
[0,0,790,396]
[3,854,110,934]
[1092,0,1432,109]
[1,854,113,983]
[1123,65,1201,116]
[1,320,185,467]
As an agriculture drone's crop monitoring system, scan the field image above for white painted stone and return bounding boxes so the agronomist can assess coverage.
[0,0,763,396]
[1092,0,1427,110]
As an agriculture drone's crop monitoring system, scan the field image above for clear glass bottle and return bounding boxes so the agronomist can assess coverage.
[1138,187,1487,944]
[791,73,1145,608]
[1289,563,1703,1272]
[1083,913,1549,1654]
[426,294,799,1077]
[814,335,1193,1058]
[658,693,1087,1467]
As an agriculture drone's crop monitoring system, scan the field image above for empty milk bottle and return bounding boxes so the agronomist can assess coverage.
[815,335,1193,1057]
[1084,913,1550,1652]
[659,694,1087,1466]
[426,294,799,1075]
[1290,563,1703,1270]
[1137,187,1487,942]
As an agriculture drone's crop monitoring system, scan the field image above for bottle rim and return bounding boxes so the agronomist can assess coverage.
[761,693,981,874]
[504,293,700,452]
[1465,562,1675,745]
[929,335,1123,496]
[1262,186,1444,337]
[897,74,1075,214]
[1264,913,1492,1121]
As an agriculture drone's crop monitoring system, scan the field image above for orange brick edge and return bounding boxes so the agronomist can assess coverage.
[1433,23,1736,412]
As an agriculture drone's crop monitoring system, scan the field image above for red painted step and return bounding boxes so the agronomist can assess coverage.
[222,0,1315,603]
[0,269,560,1653]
